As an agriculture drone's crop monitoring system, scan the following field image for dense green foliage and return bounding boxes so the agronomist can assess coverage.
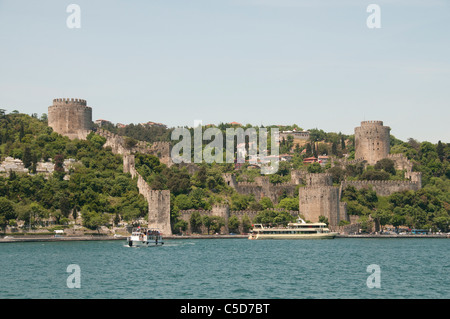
[339,139,450,232]
[341,179,449,232]
[0,112,448,235]
[0,112,147,232]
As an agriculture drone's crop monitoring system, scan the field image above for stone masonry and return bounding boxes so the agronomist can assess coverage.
[178,206,299,234]
[298,173,348,226]
[96,128,172,167]
[354,120,390,165]
[48,98,93,140]
[123,154,172,235]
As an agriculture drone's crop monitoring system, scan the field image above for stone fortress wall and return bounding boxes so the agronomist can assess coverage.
[178,205,299,234]
[47,98,172,166]
[123,154,172,235]
[47,98,173,234]
[221,121,422,232]
[298,173,347,227]
[45,99,423,234]
[340,179,421,197]
[96,128,172,167]
[222,173,298,204]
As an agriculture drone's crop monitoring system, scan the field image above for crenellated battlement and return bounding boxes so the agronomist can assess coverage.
[272,182,295,187]
[346,157,366,165]
[307,173,332,178]
[212,204,230,208]
[52,98,88,106]
[237,182,260,187]
[342,179,420,185]
[360,120,384,126]
[230,210,260,216]
[179,209,211,215]
[342,178,421,196]
[387,153,406,158]
[300,185,341,190]
[305,173,333,186]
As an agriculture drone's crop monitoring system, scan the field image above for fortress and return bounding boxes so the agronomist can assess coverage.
[46,99,423,234]
[47,98,173,234]
[354,120,390,165]
[48,98,93,140]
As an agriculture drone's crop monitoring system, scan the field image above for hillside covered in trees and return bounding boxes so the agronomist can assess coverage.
[0,111,449,235]
[105,120,449,233]
[0,112,147,233]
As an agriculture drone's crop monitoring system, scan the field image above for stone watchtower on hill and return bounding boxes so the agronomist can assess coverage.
[354,121,390,165]
[48,98,93,140]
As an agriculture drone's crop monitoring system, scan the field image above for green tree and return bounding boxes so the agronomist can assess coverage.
[202,215,213,234]
[254,210,295,226]
[0,197,16,233]
[173,219,188,234]
[242,214,252,233]
[328,166,345,184]
[318,215,329,226]
[124,137,138,150]
[82,209,109,232]
[436,140,445,162]
[174,194,193,210]
[190,211,203,233]
[372,209,392,232]
[307,162,323,173]
[228,215,240,233]
[259,197,274,210]
[360,170,390,181]
[208,216,225,234]
[87,132,106,149]
[374,158,396,175]
[277,197,299,211]
[22,147,32,168]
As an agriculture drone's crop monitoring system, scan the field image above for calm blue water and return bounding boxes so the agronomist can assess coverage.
[0,238,448,299]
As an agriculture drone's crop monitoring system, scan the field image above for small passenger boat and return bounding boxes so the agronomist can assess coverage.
[126,227,164,247]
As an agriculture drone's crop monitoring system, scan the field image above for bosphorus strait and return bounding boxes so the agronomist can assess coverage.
[1,238,448,299]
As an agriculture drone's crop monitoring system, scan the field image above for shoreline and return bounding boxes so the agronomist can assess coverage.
[0,233,448,243]
[336,234,449,238]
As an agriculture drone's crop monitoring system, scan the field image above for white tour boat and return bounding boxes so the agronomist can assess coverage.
[126,227,164,247]
[249,218,338,240]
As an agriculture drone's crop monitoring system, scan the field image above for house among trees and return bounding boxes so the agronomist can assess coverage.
[303,157,318,164]
[94,119,112,127]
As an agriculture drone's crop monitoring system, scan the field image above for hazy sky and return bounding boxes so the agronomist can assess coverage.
[0,0,449,142]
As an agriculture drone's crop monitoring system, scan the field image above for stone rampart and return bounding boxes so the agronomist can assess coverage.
[330,222,361,234]
[123,154,172,235]
[178,207,299,234]
[298,186,344,226]
[305,173,333,186]
[341,179,421,196]
[387,153,413,171]
[96,128,172,166]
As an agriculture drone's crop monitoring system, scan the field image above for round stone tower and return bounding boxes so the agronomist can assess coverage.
[354,120,390,165]
[48,98,93,140]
